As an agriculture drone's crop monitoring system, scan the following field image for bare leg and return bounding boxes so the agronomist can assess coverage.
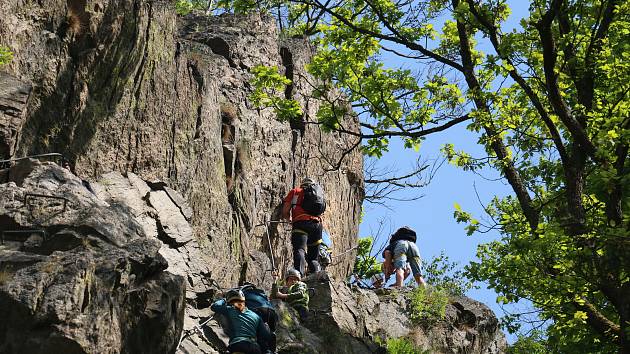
[414,274,427,287]
[394,268,405,287]
[403,267,411,280]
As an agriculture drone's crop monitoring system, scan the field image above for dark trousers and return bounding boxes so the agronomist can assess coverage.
[228,340,261,354]
[252,307,277,352]
[291,220,323,276]
[295,305,309,321]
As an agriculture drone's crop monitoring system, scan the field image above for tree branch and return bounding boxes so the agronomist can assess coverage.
[535,1,599,161]
[465,0,570,167]
[296,0,465,72]
[452,0,539,231]
[574,300,622,339]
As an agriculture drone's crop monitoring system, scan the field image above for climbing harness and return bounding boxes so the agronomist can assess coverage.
[307,238,323,247]
[176,315,215,350]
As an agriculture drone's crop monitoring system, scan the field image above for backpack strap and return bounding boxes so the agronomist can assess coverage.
[308,239,323,247]
[291,192,299,209]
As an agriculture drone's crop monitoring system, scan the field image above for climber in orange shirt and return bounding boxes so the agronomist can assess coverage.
[282,178,326,277]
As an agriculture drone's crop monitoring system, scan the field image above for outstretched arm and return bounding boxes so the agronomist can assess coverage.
[210,299,228,314]
[272,282,288,300]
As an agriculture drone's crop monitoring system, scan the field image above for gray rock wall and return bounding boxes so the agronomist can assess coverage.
[0,1,363,288]
[0,161,185,353]
[0,72,30,159]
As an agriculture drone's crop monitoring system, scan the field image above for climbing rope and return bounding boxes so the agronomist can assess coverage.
[1,153,68,183]
[349,273,374,289]
[0,153,66,167]
[253,220,290,274]
[176,315,215,350]
[333,245,359,259]
[327,245,359,267]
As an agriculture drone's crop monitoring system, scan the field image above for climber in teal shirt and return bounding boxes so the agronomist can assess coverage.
[211,289,272,354]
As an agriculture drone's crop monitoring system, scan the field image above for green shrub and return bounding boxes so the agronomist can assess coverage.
[422,251,475,296]
[173,0,209,15]
[0,46,13,66]
[352,237,381,279]
[408,286,449,324]
[386,337,427,354]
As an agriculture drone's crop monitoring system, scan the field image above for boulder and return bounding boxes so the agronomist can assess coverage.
[301,274,507,354]
[0,161,185,354]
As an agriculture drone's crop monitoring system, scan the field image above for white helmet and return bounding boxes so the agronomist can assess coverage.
[285,268,301,280]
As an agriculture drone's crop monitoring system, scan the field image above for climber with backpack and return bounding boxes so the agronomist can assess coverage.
[382,243,411,286]
[210,289,272,354]
[282,177,326,276]
[240,283,278,353]
[388,226,426,288]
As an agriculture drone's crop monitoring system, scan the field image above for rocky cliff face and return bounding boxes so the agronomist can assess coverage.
[0,1,506,353]
[0,160,185,353]
[0,0,364,286]
[185,272,507,354]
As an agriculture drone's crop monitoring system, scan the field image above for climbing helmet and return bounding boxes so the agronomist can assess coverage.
[285,268,301,281]
[226,289,245,303]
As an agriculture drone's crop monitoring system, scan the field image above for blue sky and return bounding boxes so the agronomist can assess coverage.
[357,1,532,344]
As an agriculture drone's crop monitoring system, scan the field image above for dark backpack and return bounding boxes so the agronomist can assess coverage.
[240,283,273,310]
[300,183,326,216]
[391,227,417,243]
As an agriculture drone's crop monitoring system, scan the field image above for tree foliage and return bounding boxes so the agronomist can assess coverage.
[174,0,210,15]
[352,236,381,279]
[506,330,549,354]
[204,0,630,351]
[422,251,474,296]
[250,64,303,121]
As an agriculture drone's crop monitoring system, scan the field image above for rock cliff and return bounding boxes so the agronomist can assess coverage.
[0,160,185,353]
[0,1,506,353]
